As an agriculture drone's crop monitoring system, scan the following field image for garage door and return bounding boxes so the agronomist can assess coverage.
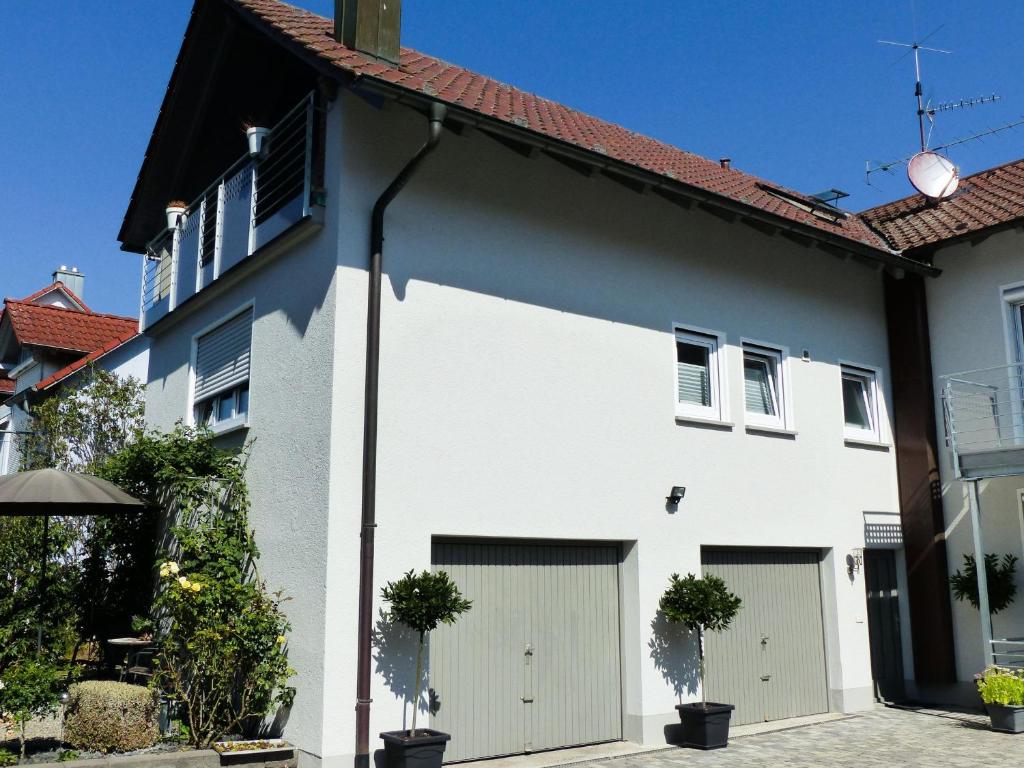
[430,541,622,762]
[701,549,829,726]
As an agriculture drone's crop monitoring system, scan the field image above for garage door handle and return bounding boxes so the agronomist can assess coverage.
[760,674,772,682]
[521,696,534,703]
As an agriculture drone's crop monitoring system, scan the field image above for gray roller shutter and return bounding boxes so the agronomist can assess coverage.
[430,541,622,762]
[194,310,252,401]
[701,549,829,726]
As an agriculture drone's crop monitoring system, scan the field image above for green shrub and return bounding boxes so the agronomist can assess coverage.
[0,748,16,767]
[977,666,1024,706]
[63,681,159,753]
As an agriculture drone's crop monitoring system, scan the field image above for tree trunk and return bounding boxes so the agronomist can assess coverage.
[411,633,424,735]
[20,721,27,759]
[698,626,706,708]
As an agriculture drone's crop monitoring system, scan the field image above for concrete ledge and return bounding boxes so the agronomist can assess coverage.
[30,750,220,768]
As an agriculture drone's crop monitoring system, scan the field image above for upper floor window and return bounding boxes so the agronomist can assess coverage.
[675,326,728,423]
[841,363,880,442]
[193,308,253,432]
[742,341,790,430]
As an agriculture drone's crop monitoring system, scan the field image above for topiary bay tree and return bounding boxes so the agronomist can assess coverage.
[380,570,472,735]
[659,572,742,708]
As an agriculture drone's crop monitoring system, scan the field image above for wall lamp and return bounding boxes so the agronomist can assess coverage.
[667,486,687,505]
[846,548,864,577]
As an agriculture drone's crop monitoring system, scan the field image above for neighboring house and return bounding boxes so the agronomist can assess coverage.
[863,159,1024,703]
[117,2,942,765]
[0,268,147,473]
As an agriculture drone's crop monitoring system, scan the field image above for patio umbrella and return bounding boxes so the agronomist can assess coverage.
[0,468,149,648]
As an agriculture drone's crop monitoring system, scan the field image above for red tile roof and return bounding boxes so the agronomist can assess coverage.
[861,157,1024,253]
[34,331,139,392]
[0,374,13,396]
[3,301,138,355]
[231,0,894,255]
[19,281,90,312]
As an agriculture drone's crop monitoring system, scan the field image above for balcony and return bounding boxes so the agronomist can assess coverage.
[941,362,1024,480]
[140,93,321,330]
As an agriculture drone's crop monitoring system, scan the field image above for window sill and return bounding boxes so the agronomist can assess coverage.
[746,424,797,438]
[206,417,249,437]
[843,437,890,451]
[675,414,734,430]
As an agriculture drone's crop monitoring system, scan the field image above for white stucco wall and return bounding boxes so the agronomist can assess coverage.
[319,91,904,764]
[926,228,1024,681]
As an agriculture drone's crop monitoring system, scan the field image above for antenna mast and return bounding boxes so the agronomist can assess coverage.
[878,38,952,152]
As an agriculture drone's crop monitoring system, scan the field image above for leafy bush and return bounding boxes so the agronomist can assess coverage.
[0,655,66,758]
[976,666,1024,707]
[63,681,159,753]
[659,573,742,707]
[137,427,294,748]
[381,570,472,734]
[0,748,16,767]
[950,553,1018,614]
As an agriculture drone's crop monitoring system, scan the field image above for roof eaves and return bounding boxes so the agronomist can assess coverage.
[354,76,937,277]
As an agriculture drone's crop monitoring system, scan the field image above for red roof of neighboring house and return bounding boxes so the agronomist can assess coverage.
[227,0,891,255]
[3,301,138,355]
[19,281,91,312]
[33,330,140,392]
[0,374,13,396]
[861,157,1024,253]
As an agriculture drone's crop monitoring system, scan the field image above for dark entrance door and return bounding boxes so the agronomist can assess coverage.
[864,549,905,701]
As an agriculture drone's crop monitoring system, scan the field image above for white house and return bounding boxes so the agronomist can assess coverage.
[864,161,1024,703]
[117,1,946,765]
[0,268,148,473]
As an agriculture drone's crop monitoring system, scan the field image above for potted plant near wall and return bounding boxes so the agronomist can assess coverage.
[165,200,188,229]
[659,572,742,750]
[976,666,1024,733]
[379,570,472,768]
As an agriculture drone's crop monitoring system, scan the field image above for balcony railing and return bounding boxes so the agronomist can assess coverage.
[992,638,1024,669]
[141,93,320,329]
[941,362,1024,479]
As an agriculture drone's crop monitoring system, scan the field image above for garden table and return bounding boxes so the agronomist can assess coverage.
[107,637,154,682]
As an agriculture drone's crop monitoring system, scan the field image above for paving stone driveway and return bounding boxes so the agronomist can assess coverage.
[568,707,1022,767]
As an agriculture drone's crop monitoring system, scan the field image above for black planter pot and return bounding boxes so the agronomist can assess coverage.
[986,703,1024,734]
[675,702,735,749]
[380,729,451,768]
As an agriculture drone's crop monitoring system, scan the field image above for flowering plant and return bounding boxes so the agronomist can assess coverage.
[142,431,294,748]
[976,666,1024,707]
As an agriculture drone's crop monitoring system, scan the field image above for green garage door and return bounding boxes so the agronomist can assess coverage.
[702,549,830,726]
[430,541,622,762]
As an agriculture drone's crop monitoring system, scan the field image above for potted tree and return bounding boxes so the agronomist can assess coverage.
[976,666,1024,733]
[659,572,742,750]
[379,570,472,768]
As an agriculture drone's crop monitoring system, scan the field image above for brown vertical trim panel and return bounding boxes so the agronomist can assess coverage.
[883,272,957,684]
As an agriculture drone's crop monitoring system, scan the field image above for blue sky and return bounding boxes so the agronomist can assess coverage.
[2,1,1022,316]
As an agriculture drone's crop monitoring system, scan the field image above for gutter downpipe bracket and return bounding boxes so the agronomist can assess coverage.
[354,100,447,768]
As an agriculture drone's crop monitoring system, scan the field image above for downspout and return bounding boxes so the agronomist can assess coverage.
[355,100,447,768]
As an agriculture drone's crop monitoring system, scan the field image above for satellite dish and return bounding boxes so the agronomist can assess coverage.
[907,151,959,199]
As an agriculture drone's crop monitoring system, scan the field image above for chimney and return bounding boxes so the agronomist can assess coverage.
[53,265,85,299]
[719,158,731,170]
[334,0,402,64]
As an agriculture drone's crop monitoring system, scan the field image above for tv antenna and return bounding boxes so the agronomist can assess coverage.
[866,28,1011,199]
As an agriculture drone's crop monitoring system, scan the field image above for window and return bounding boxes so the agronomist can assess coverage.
[675,327,727,422]
[192,309,253,431]
[841,364,880,442]
[742,342,789,430]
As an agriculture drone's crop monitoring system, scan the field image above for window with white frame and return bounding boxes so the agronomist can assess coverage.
[841,364,880,442]
[675,327,727,421]
[0,420,9,474]
[192,309,253,431]
[742,342,788,429]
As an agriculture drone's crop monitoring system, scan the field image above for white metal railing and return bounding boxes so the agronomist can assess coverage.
[941,362,1024,479]
[140,93,319,329]
[992,638,1024,669]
